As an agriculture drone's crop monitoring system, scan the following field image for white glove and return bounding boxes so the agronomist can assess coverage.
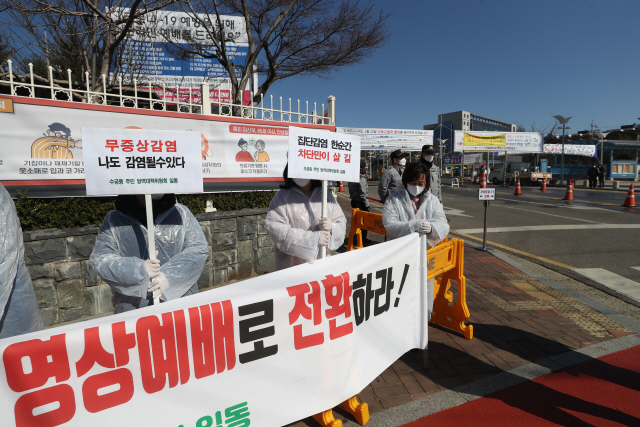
[318,217,332,232]
[318,230,330,247]
[418,220,432,234]
[143,258,160,278]
[149,273,169,299]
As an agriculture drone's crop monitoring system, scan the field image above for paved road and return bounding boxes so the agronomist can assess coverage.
[349,181,640,300]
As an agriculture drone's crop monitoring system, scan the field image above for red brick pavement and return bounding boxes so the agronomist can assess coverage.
[282,194,632,427]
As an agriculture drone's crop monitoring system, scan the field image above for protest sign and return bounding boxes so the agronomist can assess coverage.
[82,128,204,196]
[0,234,427,427]
[454,131,543,153]
[287,126,361,183]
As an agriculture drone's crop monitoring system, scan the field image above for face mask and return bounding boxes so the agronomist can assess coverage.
[242,146,248,151]
[423,155,434,162]
[407,185,425,197]
[398,158,407,166]
[151,194,164,200]
[293,178,310,188]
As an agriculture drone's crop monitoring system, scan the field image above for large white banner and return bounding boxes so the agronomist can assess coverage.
[453,131,543,153]
[543,144,597,158]
[0,235,427,427]
[82,128,203,196]
[337,127,433,151]
[0,97,333,195]
[288,127,361,182]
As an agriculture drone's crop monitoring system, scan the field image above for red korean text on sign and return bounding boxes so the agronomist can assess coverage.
[287,281,324,349]
[322,273,353,340]
[3,334,75,427]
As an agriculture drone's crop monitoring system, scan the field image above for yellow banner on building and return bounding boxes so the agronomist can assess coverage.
[463,133,506,147]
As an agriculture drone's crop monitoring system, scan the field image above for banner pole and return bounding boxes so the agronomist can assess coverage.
[320,180,328,259]
[145,194,159,305]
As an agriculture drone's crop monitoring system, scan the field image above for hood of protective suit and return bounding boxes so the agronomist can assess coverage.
[265,186,347,271]
[382,188,449,247]
[90,202,208,312]
[0,184,43,338]
[115,194,177,225]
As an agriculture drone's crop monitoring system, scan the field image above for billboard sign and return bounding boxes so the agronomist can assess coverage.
[337,127,433,151]
[543,144,596,157]
[454,131,543,153]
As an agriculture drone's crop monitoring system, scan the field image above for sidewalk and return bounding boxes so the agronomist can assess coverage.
[283,194,639,427]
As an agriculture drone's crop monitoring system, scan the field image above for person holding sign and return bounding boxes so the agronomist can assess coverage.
[90,194,208,313]
[0,184,43,338]
[266,165,347,270]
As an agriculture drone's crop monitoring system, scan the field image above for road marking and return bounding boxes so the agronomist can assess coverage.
[574,268,640,303]
[631,267,640,272]
[443,207,472,217]
[455,224,640,234]
[451,231,575,270]
[496,204,601,223]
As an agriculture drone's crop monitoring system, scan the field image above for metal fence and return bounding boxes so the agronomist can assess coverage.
[0,60,335,125]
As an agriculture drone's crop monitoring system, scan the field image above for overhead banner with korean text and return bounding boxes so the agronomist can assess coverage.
[336,127,433,151]
[0,234,427,427]
[0,96,333,197]
[454,131,543,153]
[543,144,597,158]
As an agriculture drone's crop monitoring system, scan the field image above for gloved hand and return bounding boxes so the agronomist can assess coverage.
[318,230,330,247]
[318,217,332,232]
[149,273,169,300]
[143,258,160,278]
[418,220,432,234]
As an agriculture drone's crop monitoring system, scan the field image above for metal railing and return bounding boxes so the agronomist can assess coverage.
[0,60,335,125]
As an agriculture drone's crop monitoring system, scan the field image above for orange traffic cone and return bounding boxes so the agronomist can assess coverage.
[563,182,573,200]
[540,179,547,192]
[480,172,487,189]
[339,181,344,192]
[623,184,636,207]
[514,178,522,196]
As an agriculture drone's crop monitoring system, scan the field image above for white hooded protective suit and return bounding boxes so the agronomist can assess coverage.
[90,199,208,313]
[0,184,43,338]
[266,186,347,270]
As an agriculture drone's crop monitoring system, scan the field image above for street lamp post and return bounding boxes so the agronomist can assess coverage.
[553,115,573,186]
[436,138,448,177]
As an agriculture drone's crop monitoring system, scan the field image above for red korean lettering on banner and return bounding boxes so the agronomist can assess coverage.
[120,140,134,152]
[322,273,353,340]
[287,281,324,350]
[165,140,177,152]
[136,140,149,152]
[151,140,163,152]
[105,139,119,152]
[3,334,75,427]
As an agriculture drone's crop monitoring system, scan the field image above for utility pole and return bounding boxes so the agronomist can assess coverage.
[91,0,98,91]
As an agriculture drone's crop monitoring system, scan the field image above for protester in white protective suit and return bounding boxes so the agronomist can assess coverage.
[266,165,347,271]
[90,194,208,313]
[382,162,449,318]
[0,184,43,338]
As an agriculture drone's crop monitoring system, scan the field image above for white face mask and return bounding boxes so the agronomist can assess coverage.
[423,155,434,162]
[407,185,425,197]
[398,158,407,166]
[151,194,164,200]
[293,178,310,188]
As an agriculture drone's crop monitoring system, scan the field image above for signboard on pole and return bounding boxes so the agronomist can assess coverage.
[336,127,432,151]
[82,128,203,196]
[478,188,495,200]
[287,127,360,182]
[454,131,543,153]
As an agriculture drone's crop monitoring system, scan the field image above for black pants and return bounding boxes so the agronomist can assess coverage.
[351,200,369,241]
[589,177,597,188]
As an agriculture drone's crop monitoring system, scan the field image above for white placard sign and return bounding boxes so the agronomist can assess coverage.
[287,126,361,182]
[479,188,495,200]
[543,144,596,157]
[82,128,203,196]
[454,131,543,153]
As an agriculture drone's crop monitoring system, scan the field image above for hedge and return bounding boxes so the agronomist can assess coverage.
[14,190,277,232]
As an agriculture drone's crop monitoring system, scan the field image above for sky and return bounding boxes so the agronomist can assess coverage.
[269,0,640,134]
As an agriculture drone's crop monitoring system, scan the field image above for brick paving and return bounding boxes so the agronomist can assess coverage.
[283,194,634,427]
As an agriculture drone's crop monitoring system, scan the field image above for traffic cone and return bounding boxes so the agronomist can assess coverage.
[563,182,573,200]
[540,178,547,192]
[623,184,635,207]
[479,172,487,189]
[339,181,344,192]
[514,178,522,196]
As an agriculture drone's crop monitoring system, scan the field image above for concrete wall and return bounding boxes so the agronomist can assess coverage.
[23,208,274,327]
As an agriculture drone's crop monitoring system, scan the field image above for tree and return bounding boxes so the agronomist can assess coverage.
[0,0,179,89]
[171,0,390,110]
